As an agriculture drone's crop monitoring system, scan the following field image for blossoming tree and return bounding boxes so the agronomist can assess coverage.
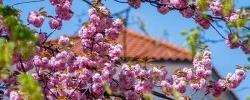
[0,0,249,100]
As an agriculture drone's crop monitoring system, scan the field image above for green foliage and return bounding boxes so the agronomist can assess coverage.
[18,73,43,100]
[182,28,201,57]
[221,0,233,16]
[235,17,247,28]
[0,6,37,60]
[197,0,210,13]
[228,10,248,28]
[143,92,153,100]
[0,5,19,17]
[0,39,14,68]
[172,89,184,100]
[181,27,210,57]
[231,33,240,43]
[247,96,250,100]
[3,14,37,43]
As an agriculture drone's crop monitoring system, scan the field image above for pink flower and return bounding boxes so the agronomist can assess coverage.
[170,0,188,9]
[182,68,193,80]
[105,28,120,40]
[9,91,22,100]
[195,16,211,29]
[74,56,89,68]
[210,1,223,16]
[226,33,240,49]
[161,80,172,93]
[92,83,104,96]
[173,80,186,93]
[124,90,140,100]
[195,66,205,76]
[55,1,73,20]
[38,32,46,44]
[128,0,141,9]
[157,6,170,15]
[58,36,70,46]
[240,39,250,54]
[33,55,41,66]
[49,18,62,30]
[191,83,200,91]
[27,11,44,27]
[94,33,104,42]
[201,58,212,69]
[180,7,194,18]
[92,73,102,83]
[235,68,246,80]
[112,19,124,31]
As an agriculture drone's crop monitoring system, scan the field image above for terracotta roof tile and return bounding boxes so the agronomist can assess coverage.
[47,29,192,61]
[118,29,192,61]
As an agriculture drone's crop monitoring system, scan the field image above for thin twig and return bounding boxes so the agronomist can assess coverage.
[82,0,92,6]
[151,90,175,100]
[209,21,226,39]
[113,0,128,3]
[11,0,45,7]
[203,39,224,43]
[190,91,197,98]
[112,7,131,17]
[42,29,56,44]
[243,26,250,30]
[200,94,208,100]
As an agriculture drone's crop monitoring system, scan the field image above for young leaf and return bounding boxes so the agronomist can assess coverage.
[18,73,43,100]
[221,0,233,16]
[197,0,210,12]
[0,39,14,68]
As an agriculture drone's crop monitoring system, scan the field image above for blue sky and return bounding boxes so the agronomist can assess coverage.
[4,0,250,99]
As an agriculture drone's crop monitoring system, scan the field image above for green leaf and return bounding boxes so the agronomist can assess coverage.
[18,73,43,100]
[247,96,250,100]
[0,5,19,17]
[221,0,233,16]
[186,29,200,57]
[15,41,36,60]
[197,0,210,12]
[0,68,9,79]
[0,39,14,68]
[143,92,153,100]
[180,30,188,35]
[1,6,38,59]
[235,16,247,28]
[172,89,184,100]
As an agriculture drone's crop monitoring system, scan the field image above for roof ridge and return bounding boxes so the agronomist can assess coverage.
[125,29,191,56]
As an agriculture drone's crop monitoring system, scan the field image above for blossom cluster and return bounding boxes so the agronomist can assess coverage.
[1,1,248,100]
[207,68,246,96]
[160,50,212,94]
[128,0,249,30]
[226,32,250,54]
[28,0,73,29]
[3,5,124,99]
[127,0,250,54]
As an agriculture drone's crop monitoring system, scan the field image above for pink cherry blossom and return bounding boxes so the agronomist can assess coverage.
[49,18,62,30]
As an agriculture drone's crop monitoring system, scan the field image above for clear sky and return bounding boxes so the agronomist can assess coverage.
[4,0,250,99]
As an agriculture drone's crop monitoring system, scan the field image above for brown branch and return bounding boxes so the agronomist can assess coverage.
[11,0,45,7]
[151,90,175,100]
[208,21,226,39]
[82,0,92,6]
[113,0,128,3]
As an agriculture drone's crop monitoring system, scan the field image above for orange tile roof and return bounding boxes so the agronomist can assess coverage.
[118,29,192,61]
[47,29,192,61]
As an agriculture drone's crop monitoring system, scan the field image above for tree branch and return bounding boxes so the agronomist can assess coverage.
[11,0,45,7]
[151,90,175,100]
